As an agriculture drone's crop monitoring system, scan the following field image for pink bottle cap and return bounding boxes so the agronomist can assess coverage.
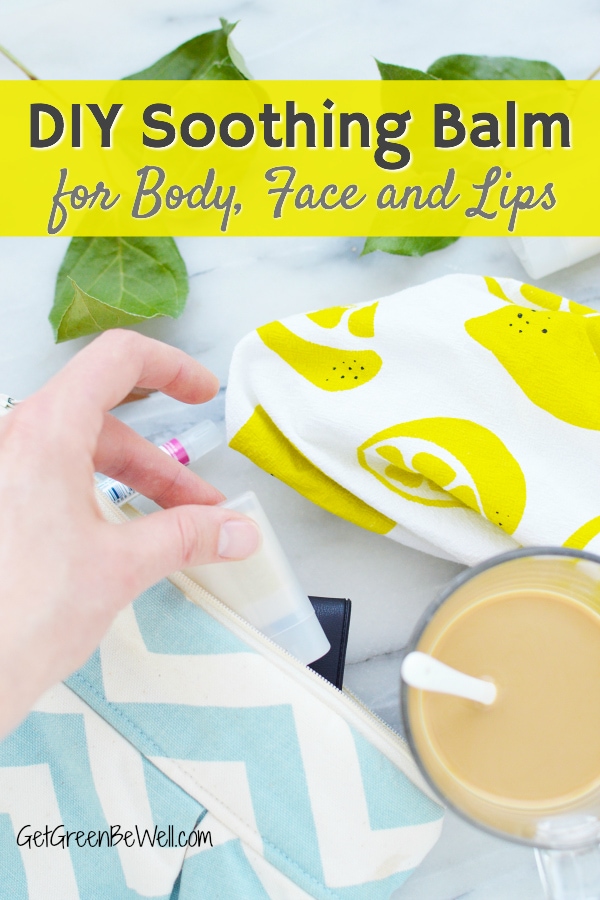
[161,438,190,465]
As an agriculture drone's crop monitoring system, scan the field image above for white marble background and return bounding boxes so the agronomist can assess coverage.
[1,0,600,896]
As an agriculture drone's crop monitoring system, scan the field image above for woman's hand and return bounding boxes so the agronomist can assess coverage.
[0,330,260,738]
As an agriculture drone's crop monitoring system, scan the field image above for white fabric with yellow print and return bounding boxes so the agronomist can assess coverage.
[226,274,600,565]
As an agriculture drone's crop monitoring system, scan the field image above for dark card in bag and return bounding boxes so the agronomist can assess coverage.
[308,596,352,689]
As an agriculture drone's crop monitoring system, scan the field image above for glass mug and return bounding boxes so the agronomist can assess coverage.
[401,548,600,900]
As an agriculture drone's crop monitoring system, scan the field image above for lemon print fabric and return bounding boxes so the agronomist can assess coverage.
[257,320,382,391]
[230,405,395,535]
[348,303,378,337]
[306,306,348,329]
[358,417,526,535]
[306,302,378,338]
[564,516,600,552]
[483,276,573,312]
[226,273,600,565]
[465,304,600,430]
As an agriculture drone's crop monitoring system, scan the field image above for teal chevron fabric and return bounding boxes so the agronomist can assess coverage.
[0,814,28,899]
[175,839,274,900]
[0,577,443,899]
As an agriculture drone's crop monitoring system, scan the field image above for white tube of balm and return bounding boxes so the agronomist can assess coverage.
[184,491,331,666]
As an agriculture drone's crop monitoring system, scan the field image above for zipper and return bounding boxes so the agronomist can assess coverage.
[98,490,439,801]
[0,395,436,796]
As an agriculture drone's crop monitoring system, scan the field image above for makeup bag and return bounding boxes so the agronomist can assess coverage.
[227,274,600,565]
[0,494,443,900]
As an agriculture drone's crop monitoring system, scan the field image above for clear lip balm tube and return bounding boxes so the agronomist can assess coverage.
[184,491,331,666]
[96,420,221,506]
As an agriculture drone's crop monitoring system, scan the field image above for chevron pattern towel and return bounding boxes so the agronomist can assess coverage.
[227,274,600,565]
[0,568,443,899]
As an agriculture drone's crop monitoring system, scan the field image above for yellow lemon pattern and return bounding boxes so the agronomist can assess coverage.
[583,315,600,360]
[465,304,600,430]
[519,283,597,315]
[357,417,526,534]
[257,321,382,391]
[372,444,460,505]
[230,405,395,535]
[570,299,596,314]
[563,516,600,551]
[484,276,588,315]
[306,301,378,338]
[347,302,378,338]
[306,306,349,328]
[484,276,512,304]
[519,283,562,311]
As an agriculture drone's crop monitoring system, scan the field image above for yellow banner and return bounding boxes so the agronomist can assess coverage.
[1,79,597,236]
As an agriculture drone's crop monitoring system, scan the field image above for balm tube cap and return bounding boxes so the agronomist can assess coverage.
[263,612,331,665]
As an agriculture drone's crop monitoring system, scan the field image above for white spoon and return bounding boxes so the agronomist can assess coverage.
[401,651,497,706]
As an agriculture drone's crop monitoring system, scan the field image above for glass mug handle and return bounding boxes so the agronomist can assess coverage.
[536,845,600,899]
[535,820,600,899]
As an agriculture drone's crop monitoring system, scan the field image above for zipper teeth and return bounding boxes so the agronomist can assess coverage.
[172,567,407,741]
[342,684,404,735]
[170,568,426,779]
[98,492,433,793]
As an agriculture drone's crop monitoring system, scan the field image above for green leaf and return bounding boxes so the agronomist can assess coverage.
[50,237,188,342]
[376,59,437,81]
[52,20,251,342]
[362,236,460,257]
[370,53,563,258]
[124,18,249,80]
[372,62,456,259]
[427,54,564,81]
[53,280,153,343]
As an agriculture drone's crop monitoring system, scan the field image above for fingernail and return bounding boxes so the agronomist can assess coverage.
[218,518,261,560]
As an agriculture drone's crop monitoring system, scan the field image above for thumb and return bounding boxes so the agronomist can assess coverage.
[110,504,261,599]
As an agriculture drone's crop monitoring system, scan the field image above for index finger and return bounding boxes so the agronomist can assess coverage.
[35,330,219,451]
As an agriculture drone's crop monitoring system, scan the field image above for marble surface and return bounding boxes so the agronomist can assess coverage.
[1,0,600,896]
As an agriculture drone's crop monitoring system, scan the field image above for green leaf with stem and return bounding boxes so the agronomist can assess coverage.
[50,20,251,341]
[367,59,452,257]
[366,53,563,258]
